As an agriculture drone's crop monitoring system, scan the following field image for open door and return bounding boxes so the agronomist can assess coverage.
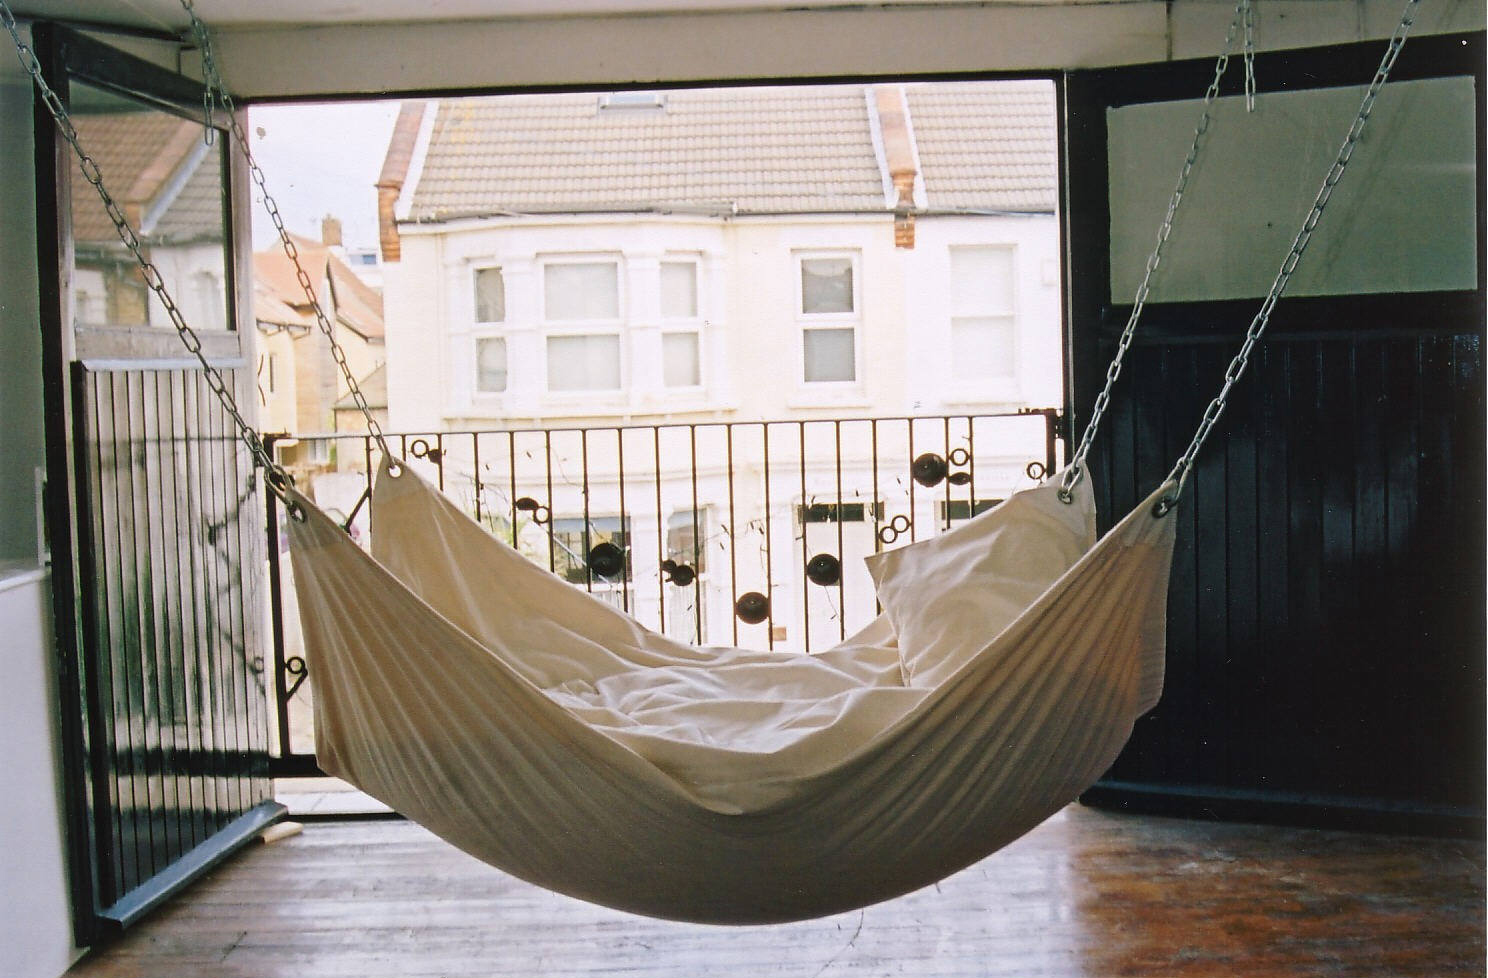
[30,24,282,943]
[1063,31,1484,834]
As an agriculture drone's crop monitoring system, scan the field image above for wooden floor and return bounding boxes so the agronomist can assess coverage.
[68,805,1484,978]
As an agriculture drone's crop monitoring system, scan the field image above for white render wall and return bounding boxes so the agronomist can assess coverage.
[386,210,1062,430]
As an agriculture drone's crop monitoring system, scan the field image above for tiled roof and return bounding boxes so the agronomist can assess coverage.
[406,87,880,221]
[906,81,1058,213]
[70,111,218,244]
[403,82,1056,223]
[254,233,385,339]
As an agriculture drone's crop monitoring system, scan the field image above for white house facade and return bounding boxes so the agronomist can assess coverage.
[376,80,1064,648]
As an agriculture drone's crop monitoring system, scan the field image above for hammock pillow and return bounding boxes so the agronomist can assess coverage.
[866,471,1095,688]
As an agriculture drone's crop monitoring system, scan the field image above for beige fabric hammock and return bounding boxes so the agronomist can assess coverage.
[287,459,1176,924]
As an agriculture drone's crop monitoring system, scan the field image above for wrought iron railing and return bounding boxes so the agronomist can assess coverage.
[265,409,1063,775]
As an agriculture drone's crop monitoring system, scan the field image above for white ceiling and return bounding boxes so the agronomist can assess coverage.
[14,0,1143,33]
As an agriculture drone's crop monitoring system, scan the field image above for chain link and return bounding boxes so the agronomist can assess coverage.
[180,0,394,466]
[1,0,299,511]
[1059,0,1252,503]
[1158,0,1420,511]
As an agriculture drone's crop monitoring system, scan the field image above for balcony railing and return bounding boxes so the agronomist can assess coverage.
[265,409,1064,774]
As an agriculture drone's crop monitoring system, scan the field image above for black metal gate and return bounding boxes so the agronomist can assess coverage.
[33,24,281,942]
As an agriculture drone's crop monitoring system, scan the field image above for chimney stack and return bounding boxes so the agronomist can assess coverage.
[873,86,920,249]
[377,102,428,264]
[321,215,343,247]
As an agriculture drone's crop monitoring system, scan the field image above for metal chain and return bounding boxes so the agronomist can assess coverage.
[1155,0,1420,515]
[0,0,299,510]
[1059,0,1253,503]
[180,0,395,467]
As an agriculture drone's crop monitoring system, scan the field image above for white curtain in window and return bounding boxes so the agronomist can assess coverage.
[662,332,700,387]
[803,328,855,383]
[475,267,505,323]
[548,334,622,390]
[476,336,507,392]
[801,258,853,314]
[546,262,620,320]
[661,262,698,319]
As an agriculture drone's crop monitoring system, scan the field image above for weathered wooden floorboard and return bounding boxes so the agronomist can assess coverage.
[66,805,1485,978]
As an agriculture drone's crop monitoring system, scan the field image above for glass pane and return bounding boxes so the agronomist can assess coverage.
[1109,76,1477,302]
[951,316,1015,380]
[661,261,698,318]
[545,261,620,320]
[475,336,507,392]
[803,328,855,382]
[552,516,631,583]
[70,82,230,335]
[950,246,1014,315]
[475,267,505,322]
[547,334,622,390]
[662,332,700,387]
[801,257,854,314]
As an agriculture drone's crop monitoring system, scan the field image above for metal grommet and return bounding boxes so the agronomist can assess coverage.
[1056,487,1073,505]
[1151,494,1176,519]
[287,501,308,523]
[386,460,404,478]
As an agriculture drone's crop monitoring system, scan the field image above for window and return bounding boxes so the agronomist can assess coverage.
[544,259,623,391]
[797,253,859,383]
[552,515,631,584]
[666,508,707,575]
[796,501,882,524]
[475,337,507,392]
[473,267,507,393]
[667,509,706,640]
[475,267,506,323]
[949,246,1016,381]
[937,498,1002,522]
[660,259,701,388]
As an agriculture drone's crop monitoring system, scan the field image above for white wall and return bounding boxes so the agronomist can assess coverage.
[0,570,82,978]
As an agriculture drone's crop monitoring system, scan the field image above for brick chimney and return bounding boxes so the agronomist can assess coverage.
[873,85,920,249]
[321,214,343,247]
[376,102,427,264]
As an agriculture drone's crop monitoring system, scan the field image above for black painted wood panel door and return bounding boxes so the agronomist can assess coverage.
[1064,31,1484,835]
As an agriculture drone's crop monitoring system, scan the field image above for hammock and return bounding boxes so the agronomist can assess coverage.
[287,459,1176,923]
[7,0,1416,927]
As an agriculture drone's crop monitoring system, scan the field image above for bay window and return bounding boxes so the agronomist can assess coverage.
[473,266,507,393]
[544,258,623,392]
[660,258,702,388]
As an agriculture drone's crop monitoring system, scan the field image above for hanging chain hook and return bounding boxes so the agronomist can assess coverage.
[1059,0,1253,504]
[1,0,300,511]
[1158,0,1419,513]
[180,0,396,469]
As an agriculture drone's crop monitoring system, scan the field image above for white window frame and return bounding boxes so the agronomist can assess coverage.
[540,254,626,395]
[946,244,1020,401]
[794,249,863,391]
[659,254,705,392]
[471,263,508,396]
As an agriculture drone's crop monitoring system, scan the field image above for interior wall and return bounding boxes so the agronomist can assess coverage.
[198,0,1485,100]
[0,34,83,978]
[0,76,45,563]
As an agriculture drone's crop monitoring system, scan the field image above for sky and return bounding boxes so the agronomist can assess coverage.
[246,100,405,252]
